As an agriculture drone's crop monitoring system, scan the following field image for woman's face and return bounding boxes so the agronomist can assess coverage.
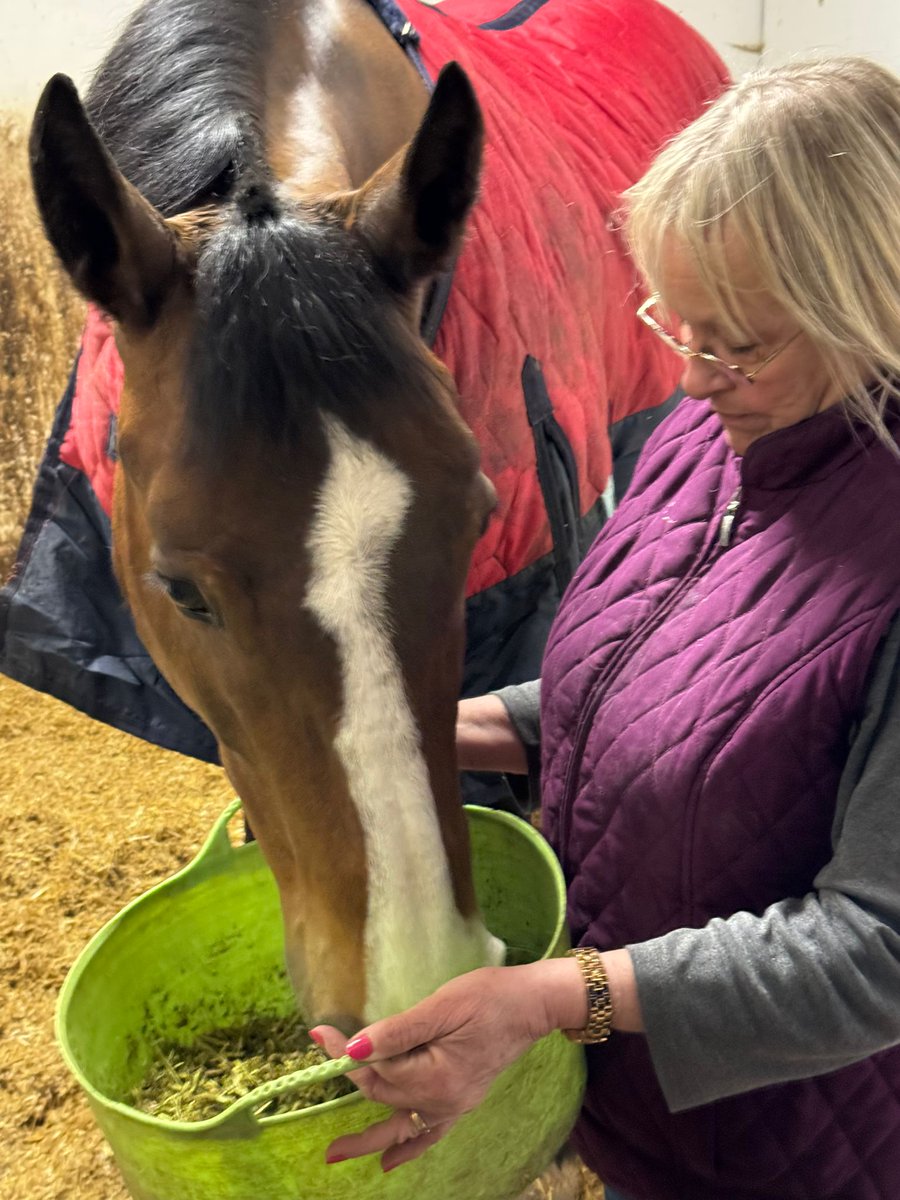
[656,236,843,457]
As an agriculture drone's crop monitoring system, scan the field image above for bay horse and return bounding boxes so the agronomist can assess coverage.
[26,0,726,1032]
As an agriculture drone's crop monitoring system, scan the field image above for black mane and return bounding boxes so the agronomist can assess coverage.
[86,0,280,215]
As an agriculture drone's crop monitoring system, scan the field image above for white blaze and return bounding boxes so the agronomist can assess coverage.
[304,414,502,1022]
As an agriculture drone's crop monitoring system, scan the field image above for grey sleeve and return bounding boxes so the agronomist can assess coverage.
[492,678,541,748]
[491,680,542,806]
[629,613,900,1113]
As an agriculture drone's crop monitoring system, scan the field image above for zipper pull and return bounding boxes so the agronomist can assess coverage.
[718,486,743,547]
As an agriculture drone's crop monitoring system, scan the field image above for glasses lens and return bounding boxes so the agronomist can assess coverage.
[643,299,758,384]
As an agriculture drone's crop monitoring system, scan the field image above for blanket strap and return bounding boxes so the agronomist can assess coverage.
[479,0,553,32]
[522,355,584,594]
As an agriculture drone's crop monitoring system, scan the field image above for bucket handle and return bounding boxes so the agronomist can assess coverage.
[193,798,245,870]
[215,1052,361,1130]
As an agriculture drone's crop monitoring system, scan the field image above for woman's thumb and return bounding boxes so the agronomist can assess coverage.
[344,997,447,1064]
[307,1019,404,1064]
[307,1024,349,1059]
[313,981,463,1064]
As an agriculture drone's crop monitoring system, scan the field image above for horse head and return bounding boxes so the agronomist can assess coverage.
[30,62,503,1032]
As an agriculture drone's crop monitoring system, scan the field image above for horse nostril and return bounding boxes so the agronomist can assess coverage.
[310,1012,364,1039]
[480,472,498,508]
[478,473,498,536]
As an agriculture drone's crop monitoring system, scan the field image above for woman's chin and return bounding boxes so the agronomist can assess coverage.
[719,423,755,458]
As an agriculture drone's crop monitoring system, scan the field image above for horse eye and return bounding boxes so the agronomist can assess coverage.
[157,574,215,623]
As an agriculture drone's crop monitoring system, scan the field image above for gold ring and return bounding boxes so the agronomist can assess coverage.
[408,1110,431,1137]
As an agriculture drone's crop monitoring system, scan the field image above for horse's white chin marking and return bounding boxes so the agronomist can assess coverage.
[304,415,502,1023]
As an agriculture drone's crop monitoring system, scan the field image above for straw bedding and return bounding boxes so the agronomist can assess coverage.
[0,112,84,577]
[0,672,234,1199]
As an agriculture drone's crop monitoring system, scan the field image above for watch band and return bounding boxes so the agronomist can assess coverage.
[563,946,613,1044]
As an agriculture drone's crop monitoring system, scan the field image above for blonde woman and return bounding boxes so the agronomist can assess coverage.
[313,57,900,1199]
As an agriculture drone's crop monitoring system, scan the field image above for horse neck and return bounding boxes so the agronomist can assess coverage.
[266,0,429,193]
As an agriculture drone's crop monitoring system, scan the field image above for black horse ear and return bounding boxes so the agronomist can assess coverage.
[29,74,179,328]
[353,62,484,290]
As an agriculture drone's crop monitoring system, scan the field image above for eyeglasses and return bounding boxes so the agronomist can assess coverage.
[637,294,803,385]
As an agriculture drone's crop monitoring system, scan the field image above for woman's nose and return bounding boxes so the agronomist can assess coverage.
[680,354,732,400]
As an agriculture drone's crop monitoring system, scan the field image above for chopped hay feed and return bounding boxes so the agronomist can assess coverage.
[129,1011,355,1122]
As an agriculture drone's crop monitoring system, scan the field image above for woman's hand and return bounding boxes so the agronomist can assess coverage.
[311,957,588,1172]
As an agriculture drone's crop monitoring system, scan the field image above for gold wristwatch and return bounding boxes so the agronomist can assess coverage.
[563,946,613,1044]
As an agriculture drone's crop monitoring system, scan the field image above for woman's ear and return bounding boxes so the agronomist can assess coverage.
[30,73,181,328]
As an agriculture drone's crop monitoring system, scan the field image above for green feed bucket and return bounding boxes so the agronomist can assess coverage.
[57,802,585,1200]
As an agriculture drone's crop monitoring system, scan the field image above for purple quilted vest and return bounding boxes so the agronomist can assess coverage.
[541,397,900,1200]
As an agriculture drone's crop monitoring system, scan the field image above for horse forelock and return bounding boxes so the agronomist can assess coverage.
[185,205,429,455]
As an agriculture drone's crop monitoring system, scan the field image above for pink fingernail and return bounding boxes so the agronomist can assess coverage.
[309,1028,324,1047]
[326,1154,347,1165]
[345,1034,372,1061]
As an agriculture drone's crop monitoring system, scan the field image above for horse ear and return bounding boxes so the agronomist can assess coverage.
[354,62,483,290]
[29,74,179,328]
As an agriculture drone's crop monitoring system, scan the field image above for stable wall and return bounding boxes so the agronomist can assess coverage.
[664,0,899,76]
[662,0,763,80]
[764,0,900,75]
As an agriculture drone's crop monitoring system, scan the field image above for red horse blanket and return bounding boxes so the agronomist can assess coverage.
[61,0,725,590]
[3,0,726,785]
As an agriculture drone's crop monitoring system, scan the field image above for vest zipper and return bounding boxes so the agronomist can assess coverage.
[556,486,744,857]
[718,486,743,547]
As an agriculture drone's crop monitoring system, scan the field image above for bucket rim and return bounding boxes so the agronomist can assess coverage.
[55,801,566,1133]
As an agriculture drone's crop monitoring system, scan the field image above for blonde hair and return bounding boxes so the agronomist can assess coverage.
[625,55,900,445]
